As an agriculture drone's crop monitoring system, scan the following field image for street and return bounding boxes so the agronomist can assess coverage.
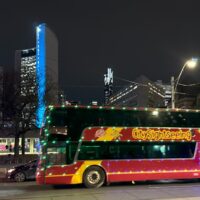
[1,180,200,200]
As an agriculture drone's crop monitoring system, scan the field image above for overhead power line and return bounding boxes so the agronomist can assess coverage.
[63,85,123,88]
[114,76,148,87]
[178,83,200,87]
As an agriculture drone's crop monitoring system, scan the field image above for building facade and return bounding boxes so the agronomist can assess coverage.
[175,86,200,109]
[155,80,172,108]
[108,75,165,108]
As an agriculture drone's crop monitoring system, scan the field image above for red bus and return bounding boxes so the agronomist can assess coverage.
[36,105,200,188]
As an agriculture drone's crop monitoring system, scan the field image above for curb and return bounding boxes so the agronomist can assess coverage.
[0,177,8,182]
[0,168,8,182]
[0,168,7,173]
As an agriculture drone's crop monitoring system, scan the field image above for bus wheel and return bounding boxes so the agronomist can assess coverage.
[83,166,105,188]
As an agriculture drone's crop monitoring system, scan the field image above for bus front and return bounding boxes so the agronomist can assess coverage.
[36,106,78,185]
[36,106,110,188]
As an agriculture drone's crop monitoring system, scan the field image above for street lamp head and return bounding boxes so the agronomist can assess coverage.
[171,57,198,109]
[186,58,198,69]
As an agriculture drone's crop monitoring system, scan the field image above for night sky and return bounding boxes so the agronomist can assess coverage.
[1,0,200,104]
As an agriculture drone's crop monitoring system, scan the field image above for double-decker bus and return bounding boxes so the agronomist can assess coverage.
[36,105,200,188]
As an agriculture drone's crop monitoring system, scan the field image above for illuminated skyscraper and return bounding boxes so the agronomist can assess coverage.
[104,68,113,105]
[15,48,36,97]
[36,23,58,127]
[15,48,37,126]
[15,23,58,128]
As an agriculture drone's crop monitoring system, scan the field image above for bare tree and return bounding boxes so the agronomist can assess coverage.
[6,73,37,156]
[2,64,57,156]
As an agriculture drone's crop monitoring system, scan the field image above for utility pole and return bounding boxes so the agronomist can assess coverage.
[171,76,175,109]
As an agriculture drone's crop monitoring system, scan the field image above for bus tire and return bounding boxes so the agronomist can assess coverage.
[83,166,105,188]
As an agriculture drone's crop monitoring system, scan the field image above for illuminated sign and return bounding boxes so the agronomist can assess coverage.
[83,127,194,141]
[132,128,192,141]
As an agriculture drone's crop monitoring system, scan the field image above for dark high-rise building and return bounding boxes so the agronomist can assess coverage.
[155,80,172,108]
[0,66,3,122]
[108,75,165,108]
[175,85,200,109]
[2,67,14,122]
[58,90,67,105]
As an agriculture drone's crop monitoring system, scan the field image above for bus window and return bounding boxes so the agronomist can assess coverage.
[47,147,66,165]
[146,144,165,159]
[78,145,101,160]
[146,142,196,159]
[78,142,108,160]
[108,144,120,159]
[108,143,146,159]
[165,142,195,158]
[119,143,146,159]
[66,142,78,164]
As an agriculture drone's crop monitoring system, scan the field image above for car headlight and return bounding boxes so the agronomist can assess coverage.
[7,169,15,173]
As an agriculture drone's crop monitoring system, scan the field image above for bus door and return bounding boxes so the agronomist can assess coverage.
[45,145,67,184]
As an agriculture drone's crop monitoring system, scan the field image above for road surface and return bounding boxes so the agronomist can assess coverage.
[0,180,200,200]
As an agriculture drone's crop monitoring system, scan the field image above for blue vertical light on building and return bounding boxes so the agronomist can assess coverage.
[36,24,46,128]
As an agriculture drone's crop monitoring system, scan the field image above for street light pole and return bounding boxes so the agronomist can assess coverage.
[174,62,188,94]
[171,58,198,109]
